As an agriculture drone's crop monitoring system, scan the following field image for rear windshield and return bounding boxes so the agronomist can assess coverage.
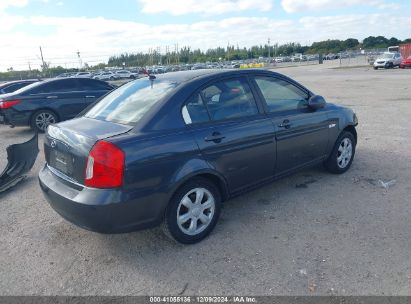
[12,81,43,94]
[85,78,177,125]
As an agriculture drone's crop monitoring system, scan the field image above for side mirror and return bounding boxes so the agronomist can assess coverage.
[308,95,326,110]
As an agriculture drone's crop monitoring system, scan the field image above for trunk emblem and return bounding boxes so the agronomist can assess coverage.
[50,140,57,148]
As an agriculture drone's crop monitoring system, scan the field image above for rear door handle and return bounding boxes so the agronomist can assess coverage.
[205,132,225,142]
[46,95,58,99]
[278,119,292,129]
[85,96,96,98]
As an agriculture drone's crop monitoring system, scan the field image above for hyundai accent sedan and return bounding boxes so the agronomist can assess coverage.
[39,69,358,244]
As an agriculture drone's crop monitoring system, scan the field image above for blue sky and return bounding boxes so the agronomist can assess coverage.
[1,0,410,70]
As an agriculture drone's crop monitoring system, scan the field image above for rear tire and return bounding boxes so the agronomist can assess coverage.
[324,131,356,174]
[162,178,221,244]
[30,110,58,133]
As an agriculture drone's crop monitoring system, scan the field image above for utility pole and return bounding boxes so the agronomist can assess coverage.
[77,50,82,70]
[156,46,161,65]
[166,45,170,65]
[175,43,179,64]
[39,46,46,71]
[268,38,271,58]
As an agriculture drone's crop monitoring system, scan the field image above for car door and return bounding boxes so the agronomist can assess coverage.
[183,77,276,194]
[76,79,113,108]
[252,75,330,176]
[394,53,403,65]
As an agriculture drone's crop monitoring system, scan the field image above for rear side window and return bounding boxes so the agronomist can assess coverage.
[254,77,308,113]
[201,78,258,121]
[183,94,210,124]
[85,78,176,125]
[48,79,79,93]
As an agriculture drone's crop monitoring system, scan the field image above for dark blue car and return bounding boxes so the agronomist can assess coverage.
[0,78,114,132]
[38,69,358,244]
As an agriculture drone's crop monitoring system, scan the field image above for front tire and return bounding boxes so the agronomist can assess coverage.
[324,131,356,174]
[30,110,58,133]
[163,178,221,244]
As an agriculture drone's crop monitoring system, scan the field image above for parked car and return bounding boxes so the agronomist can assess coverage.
[399,56,411,69]
[56,72,76,78]
[73,72,93,78]
[0,79,40,94]
[373,52,403,69]
[38,69,358,244]
[115,70,138,79]
[93,71,120,81]
[0,78,115,132]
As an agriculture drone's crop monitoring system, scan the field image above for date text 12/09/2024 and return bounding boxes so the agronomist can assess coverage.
[149,296,257,303]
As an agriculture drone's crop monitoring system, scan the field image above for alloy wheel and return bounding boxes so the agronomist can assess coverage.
[35,112,56,131]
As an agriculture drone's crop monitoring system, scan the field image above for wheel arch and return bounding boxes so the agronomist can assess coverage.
[170,169,229,203]
[342,124,357,144]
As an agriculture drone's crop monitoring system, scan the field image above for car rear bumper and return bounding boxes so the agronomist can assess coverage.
[400,63,411,68]
[38,164,164,233]
[0,109,30,126]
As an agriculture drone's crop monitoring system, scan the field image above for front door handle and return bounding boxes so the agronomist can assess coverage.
[46,95,58,99]
[85,96,96,98]
[278,119,292,129]
[205,132,225,142]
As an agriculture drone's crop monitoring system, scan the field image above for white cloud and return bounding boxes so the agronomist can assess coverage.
[0,12,410,70]
[281,0,401,13]
[138,0,273,15]
[0,0,29,12]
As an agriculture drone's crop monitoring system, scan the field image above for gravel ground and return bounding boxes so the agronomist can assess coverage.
[0,62,410,296]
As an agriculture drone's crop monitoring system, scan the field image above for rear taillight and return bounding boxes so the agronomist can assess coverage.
[84,140,125,188]
[0,99,21,109]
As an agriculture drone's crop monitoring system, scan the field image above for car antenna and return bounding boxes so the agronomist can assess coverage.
[143,68,156,80]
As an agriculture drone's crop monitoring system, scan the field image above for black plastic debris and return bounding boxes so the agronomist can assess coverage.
[0,133,39,193]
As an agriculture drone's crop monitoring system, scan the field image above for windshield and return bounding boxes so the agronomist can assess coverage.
[381,53,394,59]
[85,78,177,125]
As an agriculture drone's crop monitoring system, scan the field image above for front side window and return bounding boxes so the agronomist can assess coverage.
[78,79,112,91]
[254,77,308,113]
[85,78,177,125]
[200,78,258,121]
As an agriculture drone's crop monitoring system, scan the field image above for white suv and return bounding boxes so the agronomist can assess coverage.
[373,52,403,69]
[93,71,120,81]
[115,70,138,79]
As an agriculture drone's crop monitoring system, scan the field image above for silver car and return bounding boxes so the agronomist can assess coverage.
[373,52,403,69]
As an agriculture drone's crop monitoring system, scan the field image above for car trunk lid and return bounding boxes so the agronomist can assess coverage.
[44,117,132,184]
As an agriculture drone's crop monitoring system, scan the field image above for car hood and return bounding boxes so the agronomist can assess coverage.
[375,58,391,61]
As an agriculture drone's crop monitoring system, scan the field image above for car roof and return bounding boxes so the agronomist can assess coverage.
[145,69,291,86]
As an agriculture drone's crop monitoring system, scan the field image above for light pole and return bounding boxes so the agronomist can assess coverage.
[268,38,271,59]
